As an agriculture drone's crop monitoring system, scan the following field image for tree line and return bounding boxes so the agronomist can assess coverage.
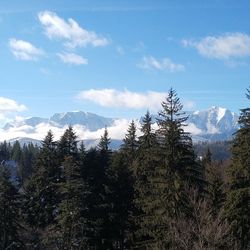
[0,88,249,249]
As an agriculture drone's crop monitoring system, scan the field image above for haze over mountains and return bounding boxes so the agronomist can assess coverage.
[1,106,239,147]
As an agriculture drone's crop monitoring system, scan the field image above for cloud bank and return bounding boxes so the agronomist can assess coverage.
[0,118,136,142]
[77,88,195,111]
[182,33,250,59]
[0,97,26,113]
[77,89,167,110]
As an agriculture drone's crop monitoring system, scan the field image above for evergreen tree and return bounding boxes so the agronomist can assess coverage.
[224,88,250,249]
[206,162,225,215]
[0,141,11,161]
[19,143,38,184]
[58,126,78,161]
[109,151,134,249]
[97,128,114,249]
[98,127,111,152]
[0,164,23,249]
[56,155,89,249]
[136,88,203,248]
[133,111,160,249]
[122,120,138,165]
[47,128,90,249]
[82,129,113,249]
[157,88,202,191]
[24,131,60,229]
[11,141,22,163]
[203,150,225,215]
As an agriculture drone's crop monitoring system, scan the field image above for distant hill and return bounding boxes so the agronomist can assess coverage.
[2,107,239,146]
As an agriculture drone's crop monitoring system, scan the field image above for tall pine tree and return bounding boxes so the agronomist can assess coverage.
[133,111,160,249]
[136,88,203,248]
[54,128,90,249]
[24,130,60,229]
[224,88,250,249]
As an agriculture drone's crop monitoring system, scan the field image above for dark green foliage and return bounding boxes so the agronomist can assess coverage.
[131,88,204,248]
[11,141,22,162]
[98,127,111,152]
[133,111,161,249]
[109,151,134,249]
[0,164,23,249]
[0,140,11,161]
[58,126,78,161]
[24,131,60,229]
[157,88,203,191]
[56,155,89,249]
[19,143,39,184]
[224,88,250,249]
[79,128,114,249]
[122,120,138,165]
[194,140,231,161]
[204,159,226,215]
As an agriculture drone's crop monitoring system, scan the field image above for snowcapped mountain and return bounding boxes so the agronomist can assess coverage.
[186,106,239,141]
[1,107,239,145]
[4,111,115,132]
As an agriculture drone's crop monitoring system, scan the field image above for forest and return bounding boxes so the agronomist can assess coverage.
[0,88,249,249]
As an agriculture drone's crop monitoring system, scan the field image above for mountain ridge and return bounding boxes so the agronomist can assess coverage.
[2,106,239,144]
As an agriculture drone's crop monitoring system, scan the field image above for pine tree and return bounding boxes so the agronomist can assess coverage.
[157,88,202,191]
[224,88,250,249]
[24,131,60,229]
[51,128,90,249]
[0,164,23,249]
[136,88,203,248]
[81,129,114,249]
[133,111,160,249]
[84,147,107,249]
[109,151,134,249]
[98,127,111,152]
[19,143,38,184]
[203,150,225,215]
[98,128,116,248]
[11,141,22,163]
[122,120,138,165]
[56,155,89,249]
[58,126,78,161]
[0,141,11,161]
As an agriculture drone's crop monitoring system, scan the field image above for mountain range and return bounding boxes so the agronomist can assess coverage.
[2,107,239,147]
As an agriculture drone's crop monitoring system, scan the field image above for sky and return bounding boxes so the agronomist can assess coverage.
[0,0,250,130]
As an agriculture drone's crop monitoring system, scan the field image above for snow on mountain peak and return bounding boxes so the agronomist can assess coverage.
[216,107,226,122]
[1,107,240,143]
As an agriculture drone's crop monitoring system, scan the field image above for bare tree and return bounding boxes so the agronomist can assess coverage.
[169,189,233,250]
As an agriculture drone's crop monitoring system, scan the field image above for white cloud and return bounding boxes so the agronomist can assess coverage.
[9,39,44,61]
[0,118,135,142]
[185,123,202,135]
[182,33,250,59]
[0,97,27,127]
[137,56,185,72]
[0,97,26,113]
[57,52,88,65]
[38,11,110,49]
[77,88,168,110]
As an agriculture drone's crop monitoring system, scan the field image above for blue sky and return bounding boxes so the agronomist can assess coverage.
[0,0,250,125]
